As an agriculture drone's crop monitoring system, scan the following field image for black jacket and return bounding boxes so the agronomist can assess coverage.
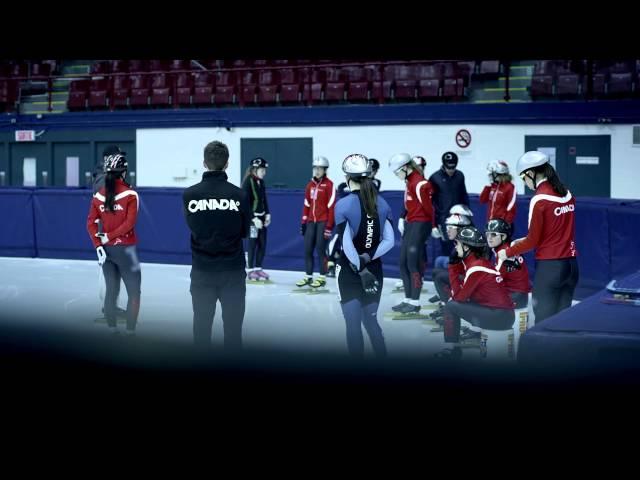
[242,174,269,218]
[183,170,252,272]
[428,167,470,225]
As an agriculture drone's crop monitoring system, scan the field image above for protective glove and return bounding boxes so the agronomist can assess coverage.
[431,226,442,239]
[264,214,271,227]
[503,258,522,273]
[96,246,107,266]
[488,173,495,184]
[323,228,332,240]
[398,218,405,236]
[252,217,263,229]
[359,268,380,295]
[95,232,109,245]
[300,223,307,236]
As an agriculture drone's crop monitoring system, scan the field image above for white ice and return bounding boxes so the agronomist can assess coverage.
[0,257,462,359]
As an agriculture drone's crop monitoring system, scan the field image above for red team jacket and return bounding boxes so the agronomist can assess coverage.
[479,181,517,224]
[87,178,139,248]
[301,176,336,230]
[404,170,434,223]
[505,180,577,260]
[448,254,514,309]
[493,244,531,294]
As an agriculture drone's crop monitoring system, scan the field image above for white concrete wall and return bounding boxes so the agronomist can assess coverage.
[136,123,640,199]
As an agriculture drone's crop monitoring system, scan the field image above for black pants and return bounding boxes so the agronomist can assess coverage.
[511,291,529,309]
[443,301,514,343]
[304,221,328,276]
[247,227,267,269]
[532,258,579,324]
[190,268,246,350]
[102,245,141,331]
[432,267,452,302]
[400,221,431,300]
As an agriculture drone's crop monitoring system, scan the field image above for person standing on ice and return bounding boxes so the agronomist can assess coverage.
[242,157,271,282]
[297,156,336,290]
[334,154,395,358]
[497,151,578,324]
[86,147,141,336]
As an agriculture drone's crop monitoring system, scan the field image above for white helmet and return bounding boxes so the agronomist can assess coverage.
[516,151,549,175]
[342,154,371,177]
[313,156,329,168]
[449,204,474,217]
[445,213,471,227]
[488,160,509,175]
[389,153,412,172]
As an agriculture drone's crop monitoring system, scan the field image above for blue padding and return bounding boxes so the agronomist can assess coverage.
[1,187,639,301]
[608,205,640,280]
[0,189,36,257]
[518,271,640,366]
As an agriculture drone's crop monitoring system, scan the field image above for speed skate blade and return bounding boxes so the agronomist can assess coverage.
[94,316,127,324]
[247,279,275,285]
[307,289,331,295]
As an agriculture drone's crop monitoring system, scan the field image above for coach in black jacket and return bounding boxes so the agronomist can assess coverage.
[183,140,252,350]
[428,151,470,255]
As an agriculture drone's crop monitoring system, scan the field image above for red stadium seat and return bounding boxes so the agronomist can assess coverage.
[530,75,553,97]
[213,71,235,105]
[88,78,109,109]
[173,72,193,106]
[193,72,214,106]
[257,70,279,104]
[67,79,89,110]
[111,75,130,108]
[394,64,417,101]
[129,74,150,107]
[150,73,171,106]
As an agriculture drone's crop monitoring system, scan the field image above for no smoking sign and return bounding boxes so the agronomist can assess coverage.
[455,129,472,149]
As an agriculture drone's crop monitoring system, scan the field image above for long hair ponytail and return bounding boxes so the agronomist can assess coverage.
[536,163,568,196]
[355,177,378,218]
[104,172,119,212]
[242,166,256,184]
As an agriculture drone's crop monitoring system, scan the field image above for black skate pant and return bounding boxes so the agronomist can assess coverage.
[532,258,579,324]
[399,221,431,300]
[443,301,514,344]
[102,245,141,331]
[304,221,328,276]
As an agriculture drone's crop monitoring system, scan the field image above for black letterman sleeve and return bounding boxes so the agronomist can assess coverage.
[239,190,252,239]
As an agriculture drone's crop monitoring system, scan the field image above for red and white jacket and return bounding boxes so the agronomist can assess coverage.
[505,180,577,260]
[448,254,514,309]
[493,244,531,294]
[479,181,517,224]
[302,176,336,230]
[87,178,139,248]
[404,170,434,223]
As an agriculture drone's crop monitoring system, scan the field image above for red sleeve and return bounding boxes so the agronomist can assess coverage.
[302,183,311,223]
[479,185,491,204]
[448,262,465,298]
[86,198,101,248]
[504,183,517,224]
[418,181,434,221]
[452,270,483,303]
[506,200,544,257]
[106,194,138,240]
[325,180,336,231]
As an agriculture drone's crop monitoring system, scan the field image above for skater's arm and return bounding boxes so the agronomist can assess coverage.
[302,183,311,223]
[479,185,491,204]
[87,198,102,248]
[340,222,361,269]
[505,202,544,257]
[325,185,336,231]
[106,192,139,240]
[371,219,395,260]
[452,270,482,302]
[416,181,434,221]
[505,183,517,224]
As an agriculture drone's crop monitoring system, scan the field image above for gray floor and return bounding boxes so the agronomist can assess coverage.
[0,257,467,359]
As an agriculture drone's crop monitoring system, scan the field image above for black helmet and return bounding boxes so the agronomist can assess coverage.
[442,151,458,168]
[486,218,511,237]
[103,145,128,173]
[369,158,380,172]
[456,226,486,248]
[251,157,269,169]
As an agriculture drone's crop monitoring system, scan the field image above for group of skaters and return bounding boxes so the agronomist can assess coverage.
[86,141,578,361]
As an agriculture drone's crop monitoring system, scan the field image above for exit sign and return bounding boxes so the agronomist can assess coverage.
[15,130,36,142]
